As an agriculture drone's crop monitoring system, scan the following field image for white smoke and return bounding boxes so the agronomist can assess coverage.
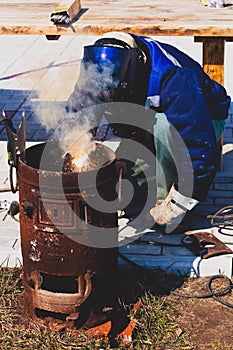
[34,59,118,155]
[67,60,119,112]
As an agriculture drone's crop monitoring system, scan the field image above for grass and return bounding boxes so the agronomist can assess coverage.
[0,265,232,350]
[131,292,189,350]
[0,264,109,349]
[0,264,189,349]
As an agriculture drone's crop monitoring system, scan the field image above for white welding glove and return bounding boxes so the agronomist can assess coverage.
[150,185,199,230]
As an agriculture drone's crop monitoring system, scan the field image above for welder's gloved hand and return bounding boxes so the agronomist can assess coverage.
[150,185,199,229]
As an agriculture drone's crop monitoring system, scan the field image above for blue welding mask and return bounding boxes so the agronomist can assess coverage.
[66,35,150,114]
[82,37,148,105]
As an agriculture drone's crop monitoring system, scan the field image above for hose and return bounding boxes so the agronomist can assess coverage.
[171,274,233,308]
[119,251,233,308]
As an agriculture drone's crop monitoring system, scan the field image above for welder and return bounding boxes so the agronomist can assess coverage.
[66,32,231,232]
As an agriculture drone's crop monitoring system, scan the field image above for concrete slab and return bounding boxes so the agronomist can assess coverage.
[0,190,21,267]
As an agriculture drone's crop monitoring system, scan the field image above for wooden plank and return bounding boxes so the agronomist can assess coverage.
[0,0,233,36]
[195,37,225,84]
[195,36,228,171]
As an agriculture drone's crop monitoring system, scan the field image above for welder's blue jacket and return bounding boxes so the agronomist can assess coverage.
[135,35,231,201]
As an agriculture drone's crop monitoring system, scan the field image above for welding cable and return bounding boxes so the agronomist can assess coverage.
[206,274,233,308]
[8,212,20,223]
[119,251,233,308]
[171,274,232,302]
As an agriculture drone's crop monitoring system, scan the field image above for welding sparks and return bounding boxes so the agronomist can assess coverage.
[73,153,89,170]
[64,132,96,172]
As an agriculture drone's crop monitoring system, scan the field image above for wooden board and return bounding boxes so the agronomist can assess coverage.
[0,0,233,36]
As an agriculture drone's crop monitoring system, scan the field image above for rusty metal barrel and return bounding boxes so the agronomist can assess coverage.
[17,141,118,328]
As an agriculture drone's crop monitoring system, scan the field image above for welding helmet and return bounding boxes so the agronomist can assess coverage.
[66,32,149,116]
[81,32,149,106]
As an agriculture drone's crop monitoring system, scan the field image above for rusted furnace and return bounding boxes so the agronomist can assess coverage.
[17,141,118,328]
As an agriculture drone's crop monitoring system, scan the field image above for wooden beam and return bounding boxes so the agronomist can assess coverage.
[195,37,225,85]
[195,37,227,171]
[0,0,233,36]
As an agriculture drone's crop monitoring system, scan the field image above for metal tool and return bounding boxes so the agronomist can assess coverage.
[207,206,233,227]
[3,111,26,166]
[3,111,26,193]
[182,231,233,259]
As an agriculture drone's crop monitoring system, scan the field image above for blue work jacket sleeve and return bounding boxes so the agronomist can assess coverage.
[158,40,231,122]
[199,75,231,121]
[159,66,221,202]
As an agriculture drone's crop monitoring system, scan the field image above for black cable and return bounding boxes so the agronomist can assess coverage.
[206,274,233,308]
[171,274,233,308]
[119,244,233,308]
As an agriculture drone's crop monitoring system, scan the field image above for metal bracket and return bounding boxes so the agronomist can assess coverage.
[182,231,233,259]
[3,111,26,167]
